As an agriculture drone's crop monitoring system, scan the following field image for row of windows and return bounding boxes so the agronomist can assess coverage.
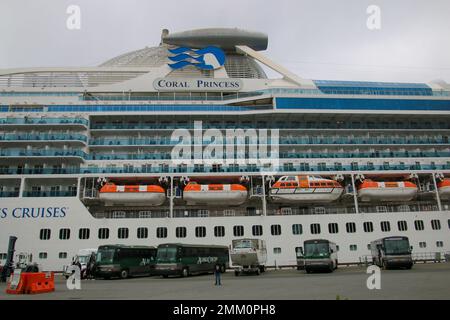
[22,240,446,261]
[39,219,450,240]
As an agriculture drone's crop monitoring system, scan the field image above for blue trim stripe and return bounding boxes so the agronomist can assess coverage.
[276,97,450,111]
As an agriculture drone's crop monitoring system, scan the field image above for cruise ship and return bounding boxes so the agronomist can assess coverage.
[1,28,449,271]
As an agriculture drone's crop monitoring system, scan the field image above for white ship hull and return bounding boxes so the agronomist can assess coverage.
[1,197,449,271]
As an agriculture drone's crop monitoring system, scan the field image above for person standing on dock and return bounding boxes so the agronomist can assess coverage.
[214,263,222,286]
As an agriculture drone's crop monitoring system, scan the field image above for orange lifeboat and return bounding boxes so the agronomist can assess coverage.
[357,180,417,202]
[437,178,450,199]
[99,182,166,206]
[269,175,343,203]
[183,182,248,205]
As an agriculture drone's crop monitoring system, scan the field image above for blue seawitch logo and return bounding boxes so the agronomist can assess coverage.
[168,46,226,70]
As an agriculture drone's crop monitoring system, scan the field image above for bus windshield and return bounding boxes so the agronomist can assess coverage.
[383,239,410,255]
[96,249,116,264]
[234,240,254,249]
[77,255,90,264]
[304,242,330,257]
[157,247,178,263]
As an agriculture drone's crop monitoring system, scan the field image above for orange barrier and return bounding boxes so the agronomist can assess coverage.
[6,272,55,294]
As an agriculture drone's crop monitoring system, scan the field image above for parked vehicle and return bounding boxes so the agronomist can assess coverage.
[94,245,157,279]
[155,243,229,277]
[370,236,413,269]
[303,239,338,273]
[230,239,267,276]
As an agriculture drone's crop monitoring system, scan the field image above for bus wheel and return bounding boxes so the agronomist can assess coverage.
[120,269,129,279]
[162,275,168,278]
[181,268,189,278]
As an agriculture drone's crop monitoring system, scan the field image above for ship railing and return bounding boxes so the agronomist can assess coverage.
[23,190,77,197]
[0,133,88,142]
[0,117,88,126]
[412,252,449,263]
[87,136,450,146]
[2,164,450,175]
[173,209,263,218]
[0,191,20,198]
[93,211,169,219]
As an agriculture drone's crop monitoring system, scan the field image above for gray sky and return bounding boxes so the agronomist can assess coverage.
[1,0,450,83]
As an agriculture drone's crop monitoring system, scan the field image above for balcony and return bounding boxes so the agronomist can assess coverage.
[0,118,88,126]
[0,133,88,143]
[0,149,86,158]
[0,191,20,197]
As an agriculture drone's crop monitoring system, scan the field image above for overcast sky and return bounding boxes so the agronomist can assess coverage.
[1,0,450,83]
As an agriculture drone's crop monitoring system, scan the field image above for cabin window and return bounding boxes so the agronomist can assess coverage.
[349,245,357,251]
[137,227,148,239]
[39,252,47,259]
[414,220,425,231]
[195,226,206,238]
[252,225,263,236]
[367,244,371,250]
[0,253,7,260]
[271,224,282,236]
[310,223,321,235]
[59,228,70,240]
[176,227,187,238]
[346,222,356,233]
[214,226,225,237]
[78,228,91,240]
[233,225,244,237]
[292,224,303,235]
[328,223,339,234]
[118,228,129,239]
[363,222,373,233]
[380,221,391,232]
[431,220,441,230]
[273,247,282,254]
[436,241,444,248]
[98,228,109,239]
[39,229,51,240]
[397,221,408,231]
[59,252,67,259]
[419,242,427,248]
[157,227,167,238]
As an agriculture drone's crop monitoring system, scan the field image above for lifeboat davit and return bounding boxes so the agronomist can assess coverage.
[437,179,450,199]
[357,180,418,202]
[269,175,343,203]
[99,183,166,206]
[183,182,248,205]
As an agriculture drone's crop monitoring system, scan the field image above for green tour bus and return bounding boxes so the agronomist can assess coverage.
[155,243,229,277]
[94,245,157,279]
[303,239,338,273]
[370,236,413,269]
